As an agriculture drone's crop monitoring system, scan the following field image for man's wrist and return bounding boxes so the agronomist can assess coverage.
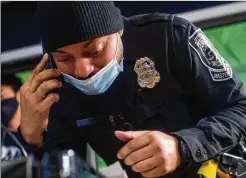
[172,134,192,167]
[17,126,44,150]
[179,139,191,162]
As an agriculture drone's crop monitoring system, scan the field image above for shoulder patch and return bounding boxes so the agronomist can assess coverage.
[189,29,232,81]
[129,13,173,26]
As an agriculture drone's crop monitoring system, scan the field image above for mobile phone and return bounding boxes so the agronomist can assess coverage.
[44,53,58,70]
[43,53,63,98]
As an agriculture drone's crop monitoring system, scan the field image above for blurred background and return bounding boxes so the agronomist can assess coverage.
[1,1,246,170]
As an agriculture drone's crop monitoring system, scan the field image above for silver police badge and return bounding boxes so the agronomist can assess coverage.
[134,57,160,88]
[189,29,232,81]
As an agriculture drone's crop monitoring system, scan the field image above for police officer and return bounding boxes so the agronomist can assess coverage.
[18,2,246,178]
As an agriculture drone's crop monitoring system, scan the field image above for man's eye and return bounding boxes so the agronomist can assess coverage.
[57,57,71,62]
[83,44,104,57]
[84,47,104,57]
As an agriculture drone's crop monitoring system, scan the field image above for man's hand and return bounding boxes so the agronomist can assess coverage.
[20,54,62,146]
[115,130,181,178]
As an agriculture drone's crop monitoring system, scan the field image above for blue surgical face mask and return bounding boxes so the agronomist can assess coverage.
[60,35,123,95]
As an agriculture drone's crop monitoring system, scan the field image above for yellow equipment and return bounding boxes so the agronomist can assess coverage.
[197,152,246,178]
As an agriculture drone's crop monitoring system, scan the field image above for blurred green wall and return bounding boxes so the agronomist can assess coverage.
[204,21,246,90]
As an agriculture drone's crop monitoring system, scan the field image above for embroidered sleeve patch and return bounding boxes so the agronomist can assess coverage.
[189,29,232,81]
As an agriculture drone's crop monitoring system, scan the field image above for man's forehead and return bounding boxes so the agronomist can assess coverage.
[53,35,109,53]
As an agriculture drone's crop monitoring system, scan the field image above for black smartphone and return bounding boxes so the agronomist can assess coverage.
[44,53,58,70]
[43,53,64,98]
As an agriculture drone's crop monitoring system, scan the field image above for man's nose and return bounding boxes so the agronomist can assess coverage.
[74,58,94,79]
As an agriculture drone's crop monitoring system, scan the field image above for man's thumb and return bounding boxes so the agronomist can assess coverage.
[114,130,149,142]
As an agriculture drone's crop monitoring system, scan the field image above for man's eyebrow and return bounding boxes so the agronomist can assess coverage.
[84,37,108,49]
[54,38,107,53]
[54,49,67,54]
[83,39,95,48]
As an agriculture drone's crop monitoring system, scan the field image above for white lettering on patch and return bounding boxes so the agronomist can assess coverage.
[189,29,232,81]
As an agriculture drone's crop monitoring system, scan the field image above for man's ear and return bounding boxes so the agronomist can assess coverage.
[118,29,124,37]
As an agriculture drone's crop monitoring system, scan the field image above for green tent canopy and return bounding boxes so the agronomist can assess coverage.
[204,21,246,89]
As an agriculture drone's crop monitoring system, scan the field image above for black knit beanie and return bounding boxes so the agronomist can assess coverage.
[36,1,124,52]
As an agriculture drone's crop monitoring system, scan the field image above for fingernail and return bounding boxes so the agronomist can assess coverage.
[55,97,60,102]
[117,153,122,159]
[53,93,59,101]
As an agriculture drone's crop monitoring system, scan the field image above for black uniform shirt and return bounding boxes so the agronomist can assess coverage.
[19,13,246,178]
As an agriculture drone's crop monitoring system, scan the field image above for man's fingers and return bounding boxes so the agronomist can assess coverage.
[33,53,49,74]
[28,69,61,93]
[132,156,160,173]
[115,131,133,141]
[40,93,59,112]
[124,145,154,166]
[115,130,150,141]
[25,53,49,85]
[35,79,62,101]
[141,165,167,178]
[117,132,150,159]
